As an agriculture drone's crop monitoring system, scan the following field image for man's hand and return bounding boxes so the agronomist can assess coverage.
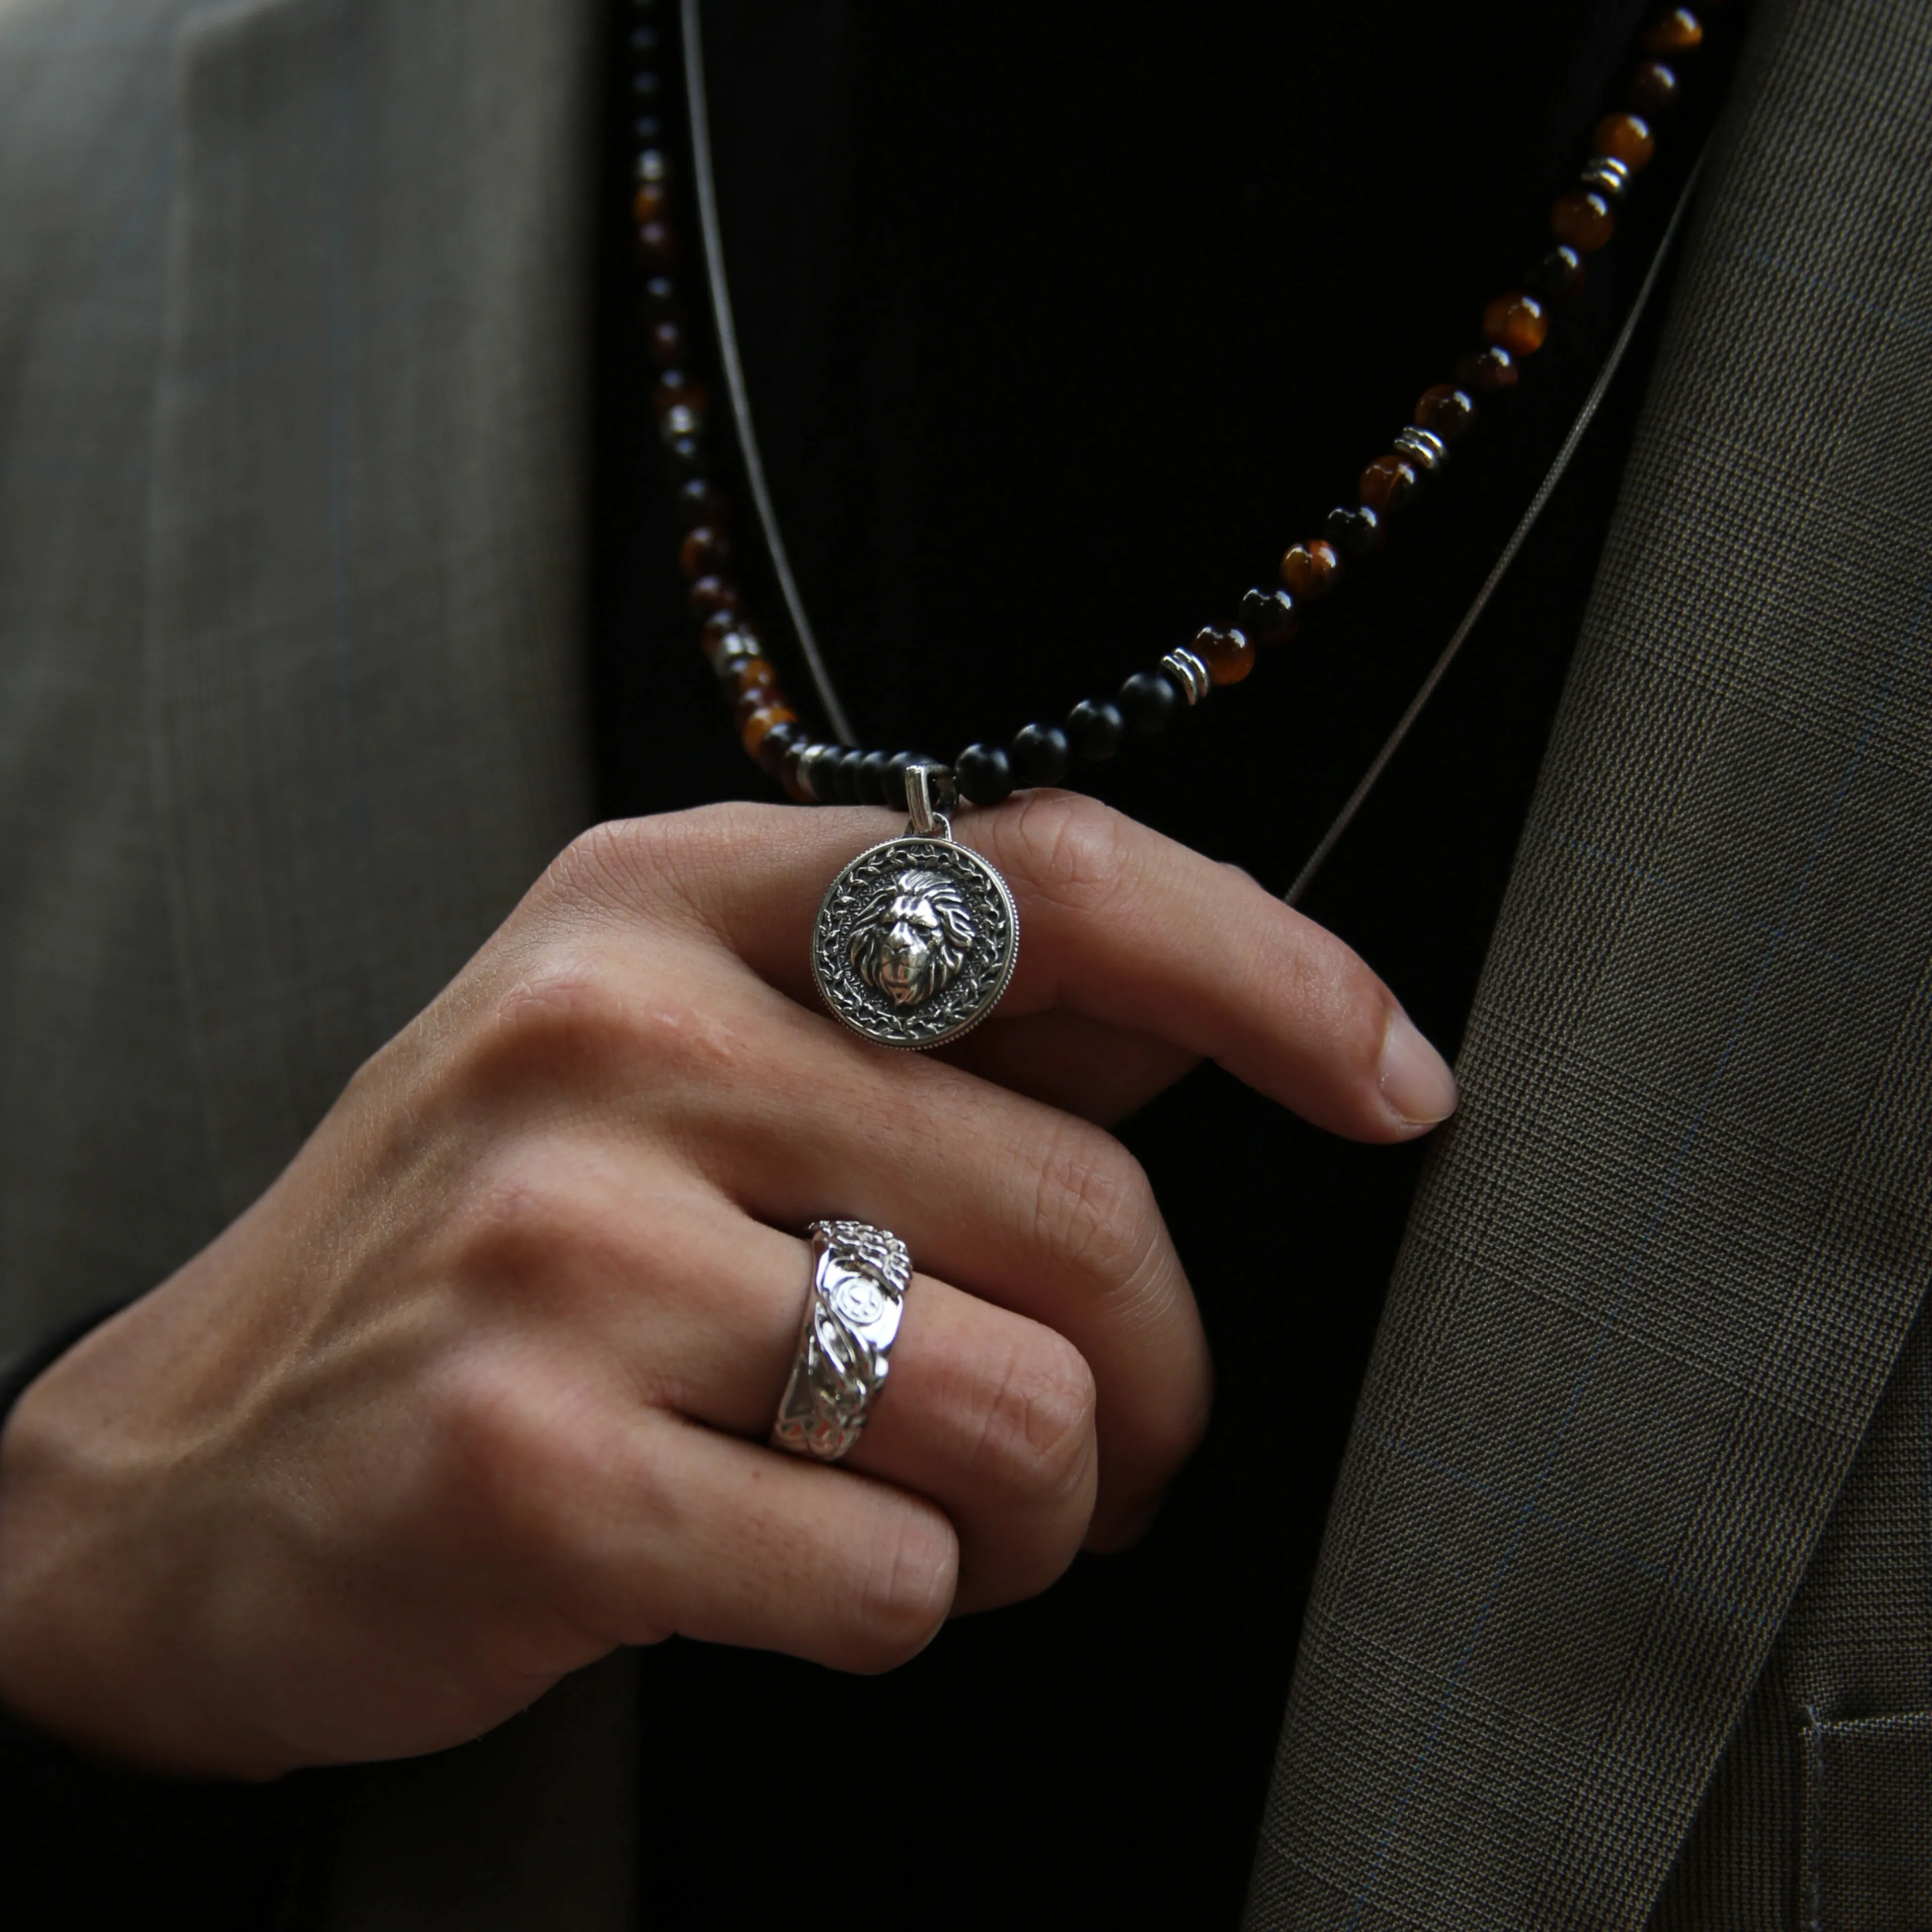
[0,793,1454,1779]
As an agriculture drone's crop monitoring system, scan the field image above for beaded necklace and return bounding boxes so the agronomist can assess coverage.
[621,0,1731,1046]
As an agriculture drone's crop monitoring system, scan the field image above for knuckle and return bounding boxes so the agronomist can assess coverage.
[1002,791,1136,915]
[844,1507,957,1673]
[423,1353,577,1538]
[967,1331,1097,1506]
[449,1146,586,1301]
[471,949,739,1097]
[546,804,773,922]
[1026,1122,1163,1292]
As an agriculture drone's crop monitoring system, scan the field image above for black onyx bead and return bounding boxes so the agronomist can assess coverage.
[630,25,659,51]
[1118,671,1179,735]
[858,750,893,806]
[632,70,661,99]
[1528,245,1587,303]
[1009,723,1069,787]
[676,476,725,527]
[954,743,1014,806]
[836,749,870,803]
[1238,587,1298,647]
[882,752,922,812]
[756,720,803,783]
[1066,699,1125,762]
[634,114,663,143]
[1325,504,1381,560]
[642,275,677,319]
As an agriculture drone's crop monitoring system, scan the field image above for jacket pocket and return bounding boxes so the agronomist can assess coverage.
[1802,1710,1932,1930]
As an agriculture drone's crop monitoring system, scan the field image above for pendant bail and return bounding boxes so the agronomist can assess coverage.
[904,763,956,840]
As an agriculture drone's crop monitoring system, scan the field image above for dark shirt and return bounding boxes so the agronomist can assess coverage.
[588,1,1725,1923]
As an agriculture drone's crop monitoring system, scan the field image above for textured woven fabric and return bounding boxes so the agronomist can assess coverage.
[0,4,628,1926]
[0,0,596,1352]
[1649,1316,1932,1929]
[1800,1712,1932,1929]
[1245,1,1932,1925]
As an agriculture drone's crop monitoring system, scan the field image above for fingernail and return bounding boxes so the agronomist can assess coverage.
[1380,1012,1459,1128]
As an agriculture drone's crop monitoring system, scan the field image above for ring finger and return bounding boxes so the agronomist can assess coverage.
[564,1173,1105,1613]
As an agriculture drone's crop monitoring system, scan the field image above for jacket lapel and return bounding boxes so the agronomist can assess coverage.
[147,0,597,1218]
[1246,0,1932,1923]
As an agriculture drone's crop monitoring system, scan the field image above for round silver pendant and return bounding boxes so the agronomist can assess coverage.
[813,833,1019,1050]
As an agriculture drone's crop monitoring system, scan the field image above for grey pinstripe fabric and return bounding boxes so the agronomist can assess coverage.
[1246,2,1932,1926]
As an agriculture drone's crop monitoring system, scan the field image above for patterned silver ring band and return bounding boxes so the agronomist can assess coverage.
[770,1219,913,1463]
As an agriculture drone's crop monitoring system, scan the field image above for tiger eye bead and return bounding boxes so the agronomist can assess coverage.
[726,655,777,701]
[679,525,730,578]
[740,702,797,758]
[1280,539,1341,600]
[1629,60,1680,114]
[1551,190,1616,253]
[1594,111,1656,170]
[650,320,684,368]
[1414,384,1476,442]
[1482,291,1549,355]
[1456,345,1518,394]
[1359,454,1418,515]
[1194,625,1255,686]
[632,181,668,224]
[1642,8,1702,54]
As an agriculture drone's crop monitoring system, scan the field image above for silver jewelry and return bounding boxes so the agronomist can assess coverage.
[813,765,1019,1050]
[1393,425,1448,473]
[1159,645,1210,704]
[771,1220,914,1462]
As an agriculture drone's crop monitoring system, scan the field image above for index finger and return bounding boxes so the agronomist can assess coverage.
[592,794,1457,1143]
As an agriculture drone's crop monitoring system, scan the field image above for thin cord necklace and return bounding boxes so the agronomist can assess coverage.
[624,0,1731,1045]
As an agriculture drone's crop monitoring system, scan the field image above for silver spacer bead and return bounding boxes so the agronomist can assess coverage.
[1159,647,1210,705]
[659,402,702,444]
[1579,155,1631,200]
[635,148,668,186]
[1393,426,1448,472]
[704,627,762,674]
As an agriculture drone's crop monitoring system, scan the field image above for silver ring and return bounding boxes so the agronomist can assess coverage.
[770,1220,913,1462]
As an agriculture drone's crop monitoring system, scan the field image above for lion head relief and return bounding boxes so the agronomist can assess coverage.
[847,868,977,1009]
